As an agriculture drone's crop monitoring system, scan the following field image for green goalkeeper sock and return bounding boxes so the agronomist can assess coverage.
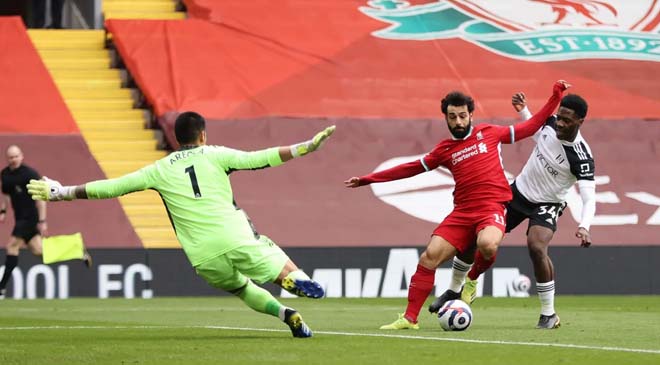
[236,280,283,318]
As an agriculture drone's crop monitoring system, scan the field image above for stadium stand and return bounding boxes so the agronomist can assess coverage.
[27,30,177,248]
[0,16,141,248]
[13,1,187,249]
[107,0,660,122]
[104,1,660,248]
[103,0,185,20]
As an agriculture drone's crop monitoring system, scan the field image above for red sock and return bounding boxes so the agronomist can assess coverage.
[467,251,497,280]
[404,264,435,323]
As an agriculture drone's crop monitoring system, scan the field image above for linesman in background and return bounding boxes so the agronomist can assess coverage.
[0,145,90,299]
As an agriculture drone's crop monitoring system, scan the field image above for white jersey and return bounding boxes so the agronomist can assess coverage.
[515,115,595,204]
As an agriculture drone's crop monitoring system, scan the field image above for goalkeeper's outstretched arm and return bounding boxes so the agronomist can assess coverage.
[221,125,336,170]
[28,168,152,202]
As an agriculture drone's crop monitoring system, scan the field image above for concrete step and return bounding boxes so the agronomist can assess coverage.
[141,238,180,248]
[76,118,146,128]
[82,129,155,141]
[28,29,104,41]
[100,160,154,171]
[122,204,168,216]
[37,49,110,60]
[88,140,158,152]
[104,1,176,12]
[43,58,111,69]
[135,227,178,240]
[72,109,145,120]
[59,88,134,99]
[104,11,186,20]
[30,38,105,50]
[56,79,121,89]
[92,151,166,161]
[49,69,120,80]
[119,191,163,205]
[130,216,174,227]
[66,99,134,110]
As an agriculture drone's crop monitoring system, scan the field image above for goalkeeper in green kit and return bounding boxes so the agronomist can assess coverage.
[27,112,335,338]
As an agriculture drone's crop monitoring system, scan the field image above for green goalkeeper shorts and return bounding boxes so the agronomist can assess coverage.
[194,235,290,291]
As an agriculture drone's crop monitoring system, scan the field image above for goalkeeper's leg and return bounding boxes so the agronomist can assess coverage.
[229,280,313,338]
[253,234,324,299]
[196,254,313,338]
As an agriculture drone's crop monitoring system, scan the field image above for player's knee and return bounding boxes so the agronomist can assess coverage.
[420,250,445,268]
[7,239,21,252]
[478,243,498,260]
[527,241,548,261]
[28,246,42,256]
[227,282,249,296]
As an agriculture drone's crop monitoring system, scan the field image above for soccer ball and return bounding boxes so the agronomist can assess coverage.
[437,299,473,331]
[512,274,531,293]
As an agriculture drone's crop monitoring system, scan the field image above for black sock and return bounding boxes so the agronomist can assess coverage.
[0,255,18,289]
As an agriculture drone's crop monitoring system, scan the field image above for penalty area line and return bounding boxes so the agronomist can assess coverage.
[2,324,659,355]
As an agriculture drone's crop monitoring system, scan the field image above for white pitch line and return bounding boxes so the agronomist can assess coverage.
[1,325,659,355]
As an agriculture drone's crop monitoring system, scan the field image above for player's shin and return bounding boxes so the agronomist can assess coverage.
[0,255,18,290]
[233,280,283,317]
[468,250,497,281]
[404,264,435,323]
[449,256,472,292]
[536,280,556,316]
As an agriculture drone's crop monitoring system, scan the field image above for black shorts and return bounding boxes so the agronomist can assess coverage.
[505,183,565,234]
[11,220,40,243]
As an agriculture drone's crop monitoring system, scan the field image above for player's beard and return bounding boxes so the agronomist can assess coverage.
[449,121,472,139]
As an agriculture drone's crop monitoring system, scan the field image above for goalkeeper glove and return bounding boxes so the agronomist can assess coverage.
[290,125,336,158]
[27,177,76,201]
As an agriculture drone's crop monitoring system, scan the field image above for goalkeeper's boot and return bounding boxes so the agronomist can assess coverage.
[284,309,313,338]
[0,288,5,300]
[536,314,561,329]
[282,277,324,299]
[428,289,461,313]
[379,314,419,330]
[461,277,478,305]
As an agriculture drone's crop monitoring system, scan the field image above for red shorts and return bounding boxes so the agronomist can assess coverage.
[432,203,507,253]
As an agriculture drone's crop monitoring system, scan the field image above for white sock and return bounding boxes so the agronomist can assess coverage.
[449,257,472,292]
[536,281,556,316]
[278,306,289,321]
[285,270,311,282]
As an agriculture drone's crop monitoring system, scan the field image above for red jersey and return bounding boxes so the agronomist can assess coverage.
[421,123,515,208]
[358,82,566,209]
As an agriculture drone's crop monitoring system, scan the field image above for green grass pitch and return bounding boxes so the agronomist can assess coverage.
[1,296,659,365]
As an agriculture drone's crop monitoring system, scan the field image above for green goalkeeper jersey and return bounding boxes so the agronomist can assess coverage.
[85,145,283,266]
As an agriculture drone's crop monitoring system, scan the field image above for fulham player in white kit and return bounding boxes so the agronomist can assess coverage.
[430,92,596,329]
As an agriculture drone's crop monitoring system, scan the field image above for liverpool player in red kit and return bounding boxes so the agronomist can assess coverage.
[345,80,570,329]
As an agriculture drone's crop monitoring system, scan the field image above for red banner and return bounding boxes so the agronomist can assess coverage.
[0,17,78,134]
[108,2,660,120]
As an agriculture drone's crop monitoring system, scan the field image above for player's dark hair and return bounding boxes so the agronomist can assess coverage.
[560,94,588,119]
[175,111,206,145]
[441,92,475,114]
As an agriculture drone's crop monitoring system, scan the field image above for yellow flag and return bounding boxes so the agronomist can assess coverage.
[42,233,84,264]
